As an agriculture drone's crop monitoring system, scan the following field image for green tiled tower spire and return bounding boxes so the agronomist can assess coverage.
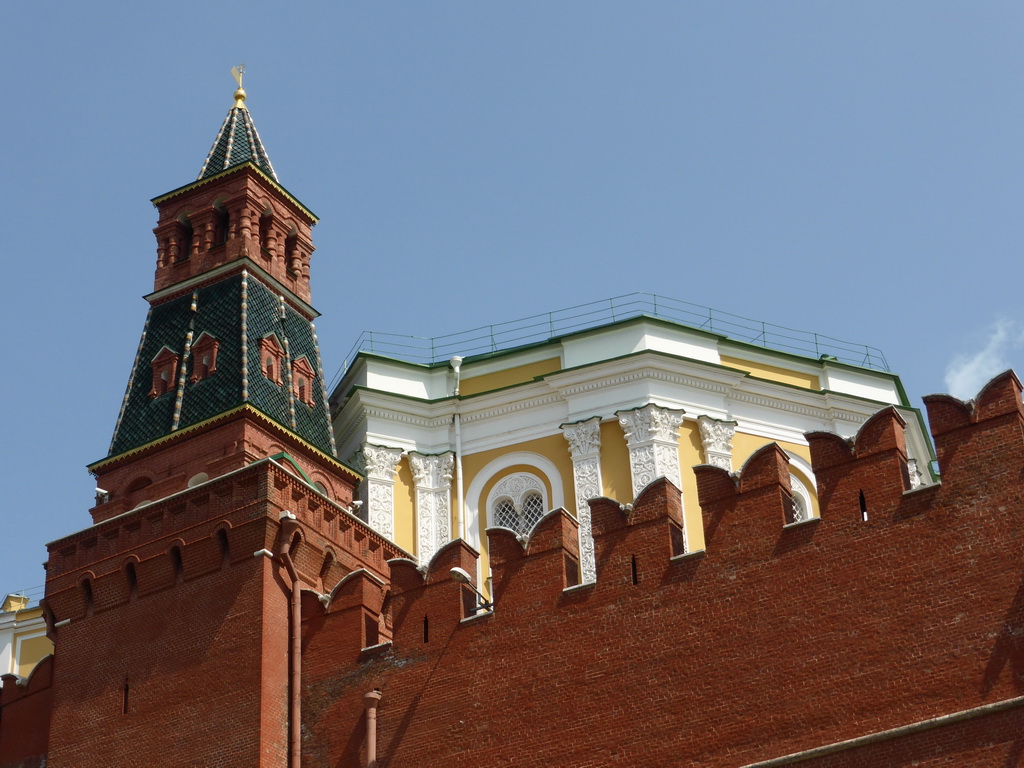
[105,77,336,463]
[197,78,278,182]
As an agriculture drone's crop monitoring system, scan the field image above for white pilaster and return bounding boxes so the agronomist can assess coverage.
[561,417,603,584]
[617,404,686,498]
[409,451,455,565]
[359,443,403,541]
[698,416,737,471]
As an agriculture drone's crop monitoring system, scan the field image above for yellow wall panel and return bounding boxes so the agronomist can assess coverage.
[15,633,52,677]
[393,457,417,556]
[677,420,707,551]
[599,420,632,502]
[720,355,820,390]
[460,358,563,396]
[731,432,811,470]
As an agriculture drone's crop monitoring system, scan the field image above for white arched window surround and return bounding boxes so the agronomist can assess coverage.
[784,452,818,522]
[465,452,565,550]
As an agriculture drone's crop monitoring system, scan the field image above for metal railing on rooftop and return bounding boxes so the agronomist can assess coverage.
[330,292,889,391]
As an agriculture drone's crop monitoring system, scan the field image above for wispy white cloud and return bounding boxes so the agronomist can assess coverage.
[944,320,1024,400]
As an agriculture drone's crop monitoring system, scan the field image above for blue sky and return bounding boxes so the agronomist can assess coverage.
[2,2,1022,593]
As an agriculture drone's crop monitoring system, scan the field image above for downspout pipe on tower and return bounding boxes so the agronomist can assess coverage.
[364,689,382,768]
[277,511,303,768]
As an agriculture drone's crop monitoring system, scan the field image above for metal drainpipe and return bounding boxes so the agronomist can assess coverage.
[450,356,466,540]
[278,513,302,768]
[363,689,382,767]
[454,412,465,540]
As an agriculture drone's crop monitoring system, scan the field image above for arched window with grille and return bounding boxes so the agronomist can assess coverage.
[487,473,549,536]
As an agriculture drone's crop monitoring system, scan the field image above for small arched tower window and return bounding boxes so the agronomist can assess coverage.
[260,334,285,386]
[284,231,299,274]
[177,218,194,262]
[291,356,317,407]
[488,473,549,536]
[216,528,231,569]
[190,332,219,383]
[213,205,230,246]
[170,545,185,584]
[124,561,139,601]
[81,577,95,617]
[149,346,180,398]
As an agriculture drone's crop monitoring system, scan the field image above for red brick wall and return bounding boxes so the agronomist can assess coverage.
[0,657,51,768]
[1,452,399,768]
[5,373,1023,767]
[297,372,1024,767]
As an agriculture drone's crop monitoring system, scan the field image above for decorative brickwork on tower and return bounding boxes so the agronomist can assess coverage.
[0,84,409,768]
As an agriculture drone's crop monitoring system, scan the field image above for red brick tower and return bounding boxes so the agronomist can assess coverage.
[38,78,403,768]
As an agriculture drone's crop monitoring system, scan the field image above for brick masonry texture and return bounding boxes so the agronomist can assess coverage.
[2,371,1023,767]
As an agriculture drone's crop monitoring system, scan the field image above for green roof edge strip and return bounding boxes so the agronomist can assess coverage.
[266,452,314,485]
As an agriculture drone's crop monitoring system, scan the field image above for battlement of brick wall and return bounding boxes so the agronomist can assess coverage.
[4,371,1024,768]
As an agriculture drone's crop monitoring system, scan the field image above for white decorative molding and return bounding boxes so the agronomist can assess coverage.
[698,416,737,471]
[461,394,565,424]
[556,369,732,398]
[617,404,685,498]
[561,417,603,583]
[409,452,455,565]
[363,407,453,430]
[359,443,403,540]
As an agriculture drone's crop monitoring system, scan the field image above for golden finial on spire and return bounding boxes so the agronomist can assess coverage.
[230,64,247,110]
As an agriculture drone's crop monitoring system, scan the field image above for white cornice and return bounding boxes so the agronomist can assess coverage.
[461,393,564,424]
[333,349,914,460]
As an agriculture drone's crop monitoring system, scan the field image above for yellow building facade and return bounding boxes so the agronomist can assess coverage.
[331,296,934,587]
[0,594,52,680]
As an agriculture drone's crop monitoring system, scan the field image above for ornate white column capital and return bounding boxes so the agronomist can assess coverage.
[408,451,454,565]
[360,443,404,480]
[698,415,737,472]
[616,404,686,499]
[562,417,602,459]
[617,404,686,444]
[358,443,404,541]
[561,417,603,584]
[409,452,455,490]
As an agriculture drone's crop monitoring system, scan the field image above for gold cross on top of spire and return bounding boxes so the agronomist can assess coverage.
[231,64,247,109]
